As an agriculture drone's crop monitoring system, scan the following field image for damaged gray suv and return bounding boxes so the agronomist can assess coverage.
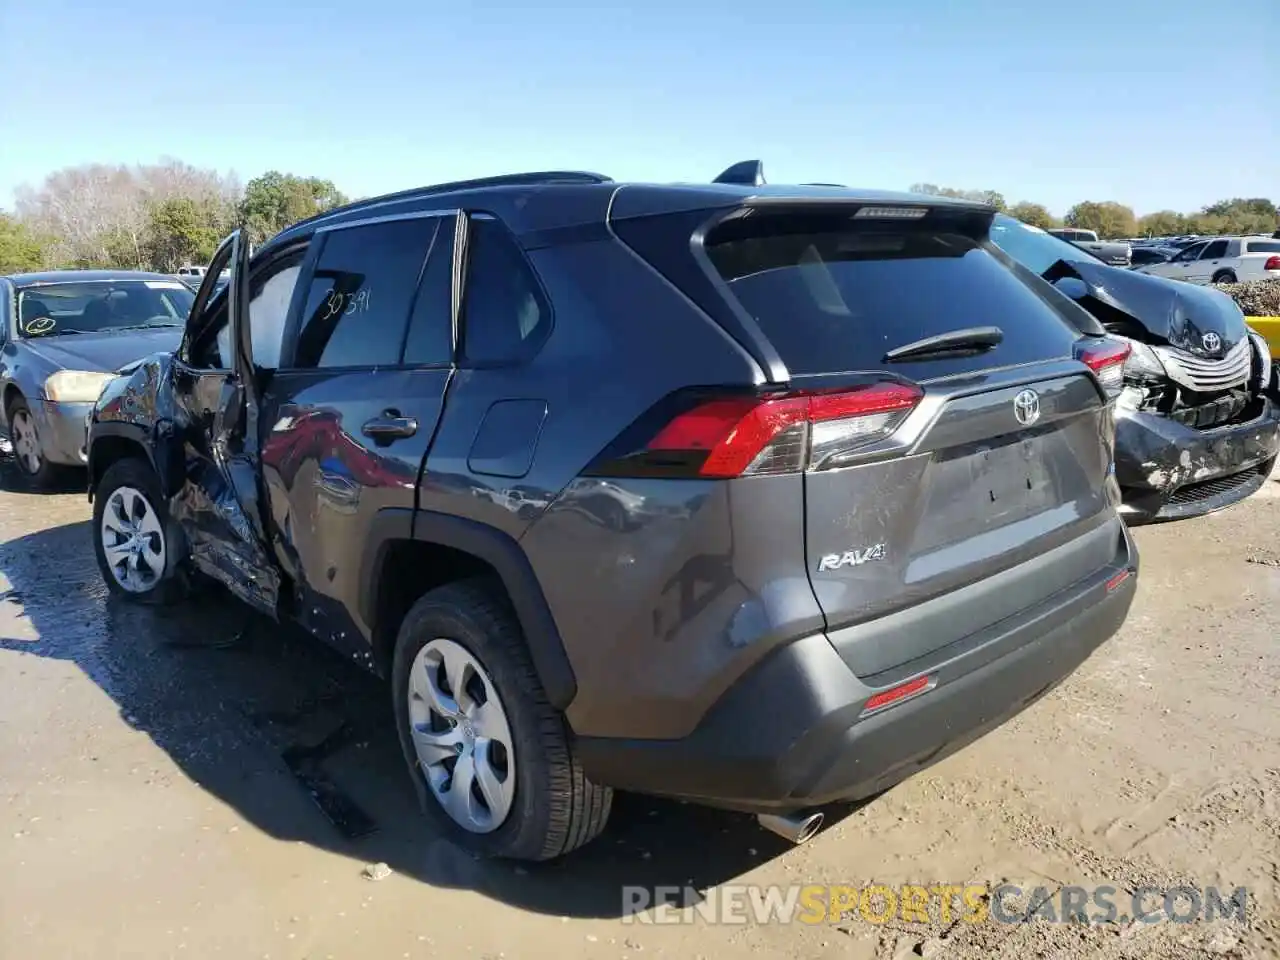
[86,164,1139,860]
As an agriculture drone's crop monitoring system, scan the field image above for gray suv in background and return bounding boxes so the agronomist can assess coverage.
[85,164,1139,861]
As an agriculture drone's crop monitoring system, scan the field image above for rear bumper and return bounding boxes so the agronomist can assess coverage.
[1115,400,1280,522]
[576,523,1138,813]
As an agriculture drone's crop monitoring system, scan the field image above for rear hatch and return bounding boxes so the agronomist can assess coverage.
[649,199,1127,677]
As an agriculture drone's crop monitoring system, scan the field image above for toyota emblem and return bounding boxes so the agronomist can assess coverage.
[1201,332,1222,353]
[1013,389,1041,427]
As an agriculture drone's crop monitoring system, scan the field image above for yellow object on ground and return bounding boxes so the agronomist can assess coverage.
[1247,316,1280,353]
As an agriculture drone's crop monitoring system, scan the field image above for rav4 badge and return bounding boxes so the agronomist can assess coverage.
[817,544,887,572]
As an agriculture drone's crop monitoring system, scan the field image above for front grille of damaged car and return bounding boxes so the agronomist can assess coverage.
[1153,340,1251,393]
[1167,462,1271,506]
[1168,389,1251,429]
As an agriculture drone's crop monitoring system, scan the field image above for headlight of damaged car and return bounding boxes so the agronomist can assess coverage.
[1111,336,1166,383]
[43,370,117,403]
[1247,329,1272,392]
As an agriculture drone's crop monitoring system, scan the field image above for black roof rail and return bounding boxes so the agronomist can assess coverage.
[282,170,614,236]
[713,160,766,186]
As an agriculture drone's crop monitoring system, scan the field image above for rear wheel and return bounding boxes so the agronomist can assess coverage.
[1212,270,1237,285]
[391,579,612,860]
[6,397,60,488]
[92,458,184,604]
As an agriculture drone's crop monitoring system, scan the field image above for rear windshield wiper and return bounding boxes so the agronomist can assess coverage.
[883,326,1004,363]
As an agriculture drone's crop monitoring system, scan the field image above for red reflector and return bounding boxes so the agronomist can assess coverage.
[862,674,933,714]
[647,382,923,479]
[1079,339,1130,374]
[1105,569,1132,592]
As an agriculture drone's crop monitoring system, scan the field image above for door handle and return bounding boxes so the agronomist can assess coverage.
[362,410,418,443]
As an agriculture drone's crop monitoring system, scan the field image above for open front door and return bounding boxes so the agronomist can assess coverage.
[169,230,282,616]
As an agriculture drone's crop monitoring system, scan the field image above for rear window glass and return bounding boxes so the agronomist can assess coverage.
[704,214,1080,376]
[1245,241,1280,254]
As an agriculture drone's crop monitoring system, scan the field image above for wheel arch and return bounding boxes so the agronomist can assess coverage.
[1,386,22,435]
[87,422,160,501]
[360,508,577,711]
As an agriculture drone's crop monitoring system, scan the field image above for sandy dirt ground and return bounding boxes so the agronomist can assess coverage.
[1,454,1277,960]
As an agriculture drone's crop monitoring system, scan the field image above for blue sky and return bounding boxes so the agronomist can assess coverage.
[1,0,1276,217]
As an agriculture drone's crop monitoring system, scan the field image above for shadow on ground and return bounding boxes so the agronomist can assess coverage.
[0,481,858,919]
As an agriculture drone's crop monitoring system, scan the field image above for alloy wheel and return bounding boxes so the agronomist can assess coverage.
[100,485,167,593]
[407,637,516,834]
[10,410,41,476]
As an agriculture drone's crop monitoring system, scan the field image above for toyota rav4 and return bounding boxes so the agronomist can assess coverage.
[85,163,1139,860]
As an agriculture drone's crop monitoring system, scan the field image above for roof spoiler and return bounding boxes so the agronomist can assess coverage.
[713,160,766,186]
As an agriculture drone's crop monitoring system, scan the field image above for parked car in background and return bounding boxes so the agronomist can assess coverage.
[990,215,1280,522]
[1047,227,1131,266]
[0,271,192,485]
[1128,245,1179,268]
[85,166,1138,861]
[1134,236,1280,286]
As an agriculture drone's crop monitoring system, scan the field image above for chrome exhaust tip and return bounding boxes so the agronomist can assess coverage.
[756,809,824,845]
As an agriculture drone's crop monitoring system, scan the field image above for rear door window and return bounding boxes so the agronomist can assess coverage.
[292,217,438,369]
[1200,240,1229,259]
[703,212,1081,377]
[401,217,456,366]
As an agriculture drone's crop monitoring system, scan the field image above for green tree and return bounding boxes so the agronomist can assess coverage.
[1185,213,1229,237]
[1197,198,1277,235]
[1007,202,1058,230]
[909,183,1006,211]
[0,214,47,273]
[1136,210,1185,237]
[1064,201,1137,239]
[239,171,348,244]
[145,197,222,271]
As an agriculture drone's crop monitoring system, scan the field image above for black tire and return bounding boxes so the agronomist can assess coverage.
[5,395,62,489]
[92,457,187,605]
[391,578,612,860]
[1212,270,1237,285]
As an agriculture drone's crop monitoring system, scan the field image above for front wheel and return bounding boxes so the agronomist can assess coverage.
[92,458,184,604]
[6,397,61,488]
[391,579,612,860]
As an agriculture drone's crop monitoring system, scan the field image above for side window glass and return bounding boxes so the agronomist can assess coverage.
[460,217,549,365]
[293,218,437,369]
[1175,243,1206,261]
[1200,240,1228,259]
[401,217,455,366]
[214,262,302,369]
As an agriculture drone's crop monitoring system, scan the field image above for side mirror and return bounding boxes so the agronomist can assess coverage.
[1053,277,1091,301]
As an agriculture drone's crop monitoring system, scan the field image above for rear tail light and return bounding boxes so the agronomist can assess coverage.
[1264,256,1280,271]
[1077,339,1130,397]
[586,382,924,479]
[1105,569,1132,592]
[860,674,935,716]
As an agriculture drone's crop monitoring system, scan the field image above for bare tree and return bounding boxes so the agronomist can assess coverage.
[13,160,244,269]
